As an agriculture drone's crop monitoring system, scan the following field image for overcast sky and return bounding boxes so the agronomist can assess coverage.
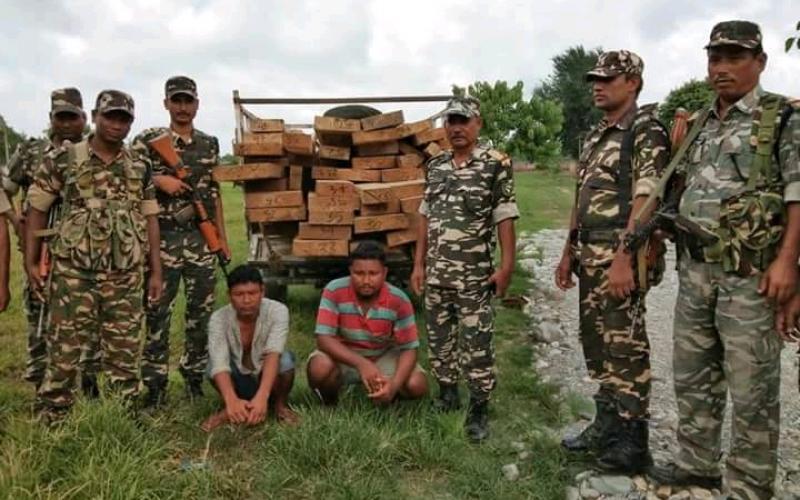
[1,0,798,154]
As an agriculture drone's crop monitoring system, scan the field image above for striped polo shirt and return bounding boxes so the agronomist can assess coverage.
[315,277,419,358]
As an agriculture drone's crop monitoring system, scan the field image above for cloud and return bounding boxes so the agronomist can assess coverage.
[1,0,799,153]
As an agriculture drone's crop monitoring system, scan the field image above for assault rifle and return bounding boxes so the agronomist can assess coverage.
[33,202,61,337]
[147,133,231,275]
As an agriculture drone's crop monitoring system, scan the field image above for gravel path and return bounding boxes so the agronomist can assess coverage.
[518,229,800,500]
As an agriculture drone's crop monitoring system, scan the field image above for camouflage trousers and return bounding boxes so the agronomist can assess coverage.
[673,258,780,500]
[142,229,216,389]
[37,260,144,418]
[425,285,495,402]
[23,275,100,387]
[578,265,650,419]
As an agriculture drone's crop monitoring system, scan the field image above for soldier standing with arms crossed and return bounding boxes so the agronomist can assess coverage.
[3,89,100,393]
[411,96,519,442]
[132,76,229,406]
[555,51,670,472]
[25,90,163,422]
[648,21,800,499]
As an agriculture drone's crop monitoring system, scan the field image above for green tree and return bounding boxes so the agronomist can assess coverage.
[786,21,800,52]
[658,79,715,128]
[219,153,239,165]
[0,115,26,165]
[451,80,563,169]
[535,46,603,158]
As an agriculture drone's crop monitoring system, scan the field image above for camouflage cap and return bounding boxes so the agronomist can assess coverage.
[586,50,644,80]
[705,20,762,50]
[94,89,134,117]
[165,75,198,99]
[50,87,83,115]
[443,96,481,118]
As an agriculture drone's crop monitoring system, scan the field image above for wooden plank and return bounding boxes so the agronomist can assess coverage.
[288,154,315,167]
[360,199,401,215]
[355,141,400,157]
[352,155,397,170]
[283,131,314,156]
[396,154,424,169]
[314,180,356,197]
[397,119,433,139]
[336,168,381,183]
[248,118,284,133]
[314,116,361,134]
[412,127,446,146]
[244,156,289,166]
[298,223,352,240]
[424,142,443,157]
[307,192,359,211]
[352,127,403,146]
[288,166,304,190]
[292,239,349,257]
[236,132,284,156]
[386,227,417,247]
[356,179,425,205]
[244,190,304,209]
[308,210,356,225]
[381,168,424,183]
[319,144,351,161]
[436,138,452,150]
[311,167,340,180]
[360,110,404,131]
[400,196,423,214]
[246,206,307,223]
[243,178,288,192]
[212,163,285,182]
[353,213,409,234]
[399,142,424,156]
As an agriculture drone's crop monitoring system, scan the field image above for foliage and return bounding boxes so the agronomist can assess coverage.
[535,46,603,158]
[452,81,564,169]
[786,21,800,52]
[657,79,715,128]
[0,115,27,165]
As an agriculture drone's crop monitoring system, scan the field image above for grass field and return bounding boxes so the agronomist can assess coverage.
[0,170,575,500]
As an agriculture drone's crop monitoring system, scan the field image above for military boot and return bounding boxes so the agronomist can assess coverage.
[647,462,722,491]
[561,400,614,452]
[596,418,652,474]
[142,380,168,409]
[465,398,489,442]
[81,374,100,399]
[432,383,461,412]
[184,377,204,399]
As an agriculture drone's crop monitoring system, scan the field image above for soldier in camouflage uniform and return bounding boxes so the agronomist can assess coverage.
[131,76,228,405]
[2,88,101,392]
[0,189,9,312]
[555,51,670,473]
[648,22,800,499]
[411,96,519,442]
[25,90,163,422]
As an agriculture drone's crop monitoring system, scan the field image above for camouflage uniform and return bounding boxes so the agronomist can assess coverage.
[131,76,221,394]
[27,90,160,419]
[574,51,670,421]
[1,88,100,387]
[419,97,519,403]
[667,22,800,500]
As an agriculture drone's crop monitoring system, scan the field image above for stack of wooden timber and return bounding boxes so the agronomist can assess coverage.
[214,109,451,257]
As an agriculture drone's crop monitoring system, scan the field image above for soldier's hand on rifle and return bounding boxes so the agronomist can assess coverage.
[759,256,799,305]
[555,252,575,291]
[155,175,191,197]
[26,262,45,301]
[488,267,512,298]
[608,251,635,300]
[410,264,425,296]
[775,293,800,342]
[147,273,163,305]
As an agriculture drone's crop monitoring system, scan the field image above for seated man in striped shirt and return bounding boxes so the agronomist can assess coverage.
[308,241,428,405]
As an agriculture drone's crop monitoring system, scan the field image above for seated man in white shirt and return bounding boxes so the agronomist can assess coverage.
[201,265,297,431]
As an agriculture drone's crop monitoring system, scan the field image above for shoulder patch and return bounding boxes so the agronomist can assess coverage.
[487,148,509,163]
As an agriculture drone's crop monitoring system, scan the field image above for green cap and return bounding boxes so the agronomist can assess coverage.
[705,20,762,50]
[165,75,198,99]
[443,96,481,118]
[50,87,83,115]
[586,50,644,80]
[95,90,135,118]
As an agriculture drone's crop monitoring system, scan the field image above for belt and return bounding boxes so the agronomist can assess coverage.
[158,217,195,233]
[573,227,623,245]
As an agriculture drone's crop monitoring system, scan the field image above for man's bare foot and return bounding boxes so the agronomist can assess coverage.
[275,404,300,426]
[200,410,228,432]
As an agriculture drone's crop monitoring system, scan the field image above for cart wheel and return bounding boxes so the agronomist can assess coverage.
[265,283,288,303]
